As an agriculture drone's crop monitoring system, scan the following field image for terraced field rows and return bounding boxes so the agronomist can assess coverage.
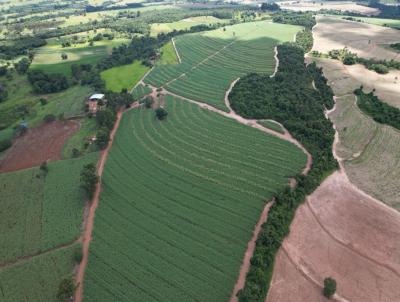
[144,21,301,110]
[131,83,152,100]
[84,96,307,301]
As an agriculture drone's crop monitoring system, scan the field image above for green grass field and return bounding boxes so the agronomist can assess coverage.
[101,61,150,92]
[31,38,130,76]
[150,16,230,36]
[0,153,97,301]
[83,96,306,301]
[144,21,301,110]
[158,41,179,65]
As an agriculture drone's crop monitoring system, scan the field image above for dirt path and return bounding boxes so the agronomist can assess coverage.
[171,37,181,63]
[270,46,279,78]
[74,108,125,302]
[229,201,274,302]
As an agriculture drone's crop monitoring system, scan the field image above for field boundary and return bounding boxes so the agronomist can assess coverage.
[171,37,182,63]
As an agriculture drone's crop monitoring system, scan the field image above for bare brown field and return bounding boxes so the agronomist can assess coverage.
[0,121,78,173]
[312,16,400,61]
[278,1,379,15]
[267,171,400,302]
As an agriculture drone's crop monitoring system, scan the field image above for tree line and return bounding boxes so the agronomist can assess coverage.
[230,43,338,301]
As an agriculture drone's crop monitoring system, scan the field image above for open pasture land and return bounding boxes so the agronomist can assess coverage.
[157,41,179,65]
[101,61,150,92]
[312,16,400,61]
[267,171,400,302]
[84,96,307,301]
[144,21,301,110]
[31,38,129,76]
[278,1,380,15]
[0,121,78,173]
[150,16,230,36]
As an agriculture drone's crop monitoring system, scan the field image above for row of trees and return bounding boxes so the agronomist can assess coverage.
[272,11,316,29]
[231,43,338,301]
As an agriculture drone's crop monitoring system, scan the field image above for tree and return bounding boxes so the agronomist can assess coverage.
[61,52,68,60]
[96,128,110,150]
[323,277,337,299]
[40,161,48,174]
[80,163,98,198]
[14,58,31,74]
[0,84,8,102]
[0,66,8,77]
[144,96,154,109]
[155,107,168,120]
[56,278,76,301]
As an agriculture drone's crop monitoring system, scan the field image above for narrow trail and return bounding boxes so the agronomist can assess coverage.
[0,239,79,271]
[171,37,181,63]
[270,46,279,78]
[74,103,139,302]
[229,201,274,302]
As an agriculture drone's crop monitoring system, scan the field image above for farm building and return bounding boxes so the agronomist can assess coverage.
[87,93,106,115]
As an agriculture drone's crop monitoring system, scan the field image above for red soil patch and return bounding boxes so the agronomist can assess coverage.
[0,121,78,173]
[266,171,400,302]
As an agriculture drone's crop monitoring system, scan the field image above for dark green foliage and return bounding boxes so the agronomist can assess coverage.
[95,127,110,150]
[272,11,316,29]
[0,83,8,102]
[96,108,116,130]
[0,139,12,152]
[355,88,400,130]
[105,92,134,110]
[370,64,389,74]
[231,43,337,302]
[261,3,280,11]
[27,70,69,93]
[43,114,56,123]
[295,29,313,52]
[144,96,154,109]
[323,277,337,298]
[14,58,31,74]
[39,98,48,105]
[56,278,76,302]
[0,37,46,60]
[390,42,400,51]
[73,247,83,263]
[0,66,8,77]
[40,161,48,174]
[80,163,98,198]
[155,107,168,120]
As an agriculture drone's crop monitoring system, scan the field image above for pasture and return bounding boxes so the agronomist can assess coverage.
[83,96,307,301]
[31,38,130,76]
[101,61,150,92]
[158,41,179,65]
[144,21,301,110]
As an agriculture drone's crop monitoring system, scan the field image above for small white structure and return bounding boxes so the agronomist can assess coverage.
[87,93,105,115]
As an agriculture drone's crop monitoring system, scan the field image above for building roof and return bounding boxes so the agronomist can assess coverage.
[89,93,105,100]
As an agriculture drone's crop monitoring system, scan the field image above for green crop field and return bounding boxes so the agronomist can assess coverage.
[158,41,179,65]
[131,83,152,100]
[31,38,130,76]
[83,96,306,301]
[150,16,230,36]
[144,21,301,110]
[101,61,150,92]
[0,153,97,301]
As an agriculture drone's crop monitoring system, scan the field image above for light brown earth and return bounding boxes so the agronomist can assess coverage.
[0,120,78,173]
[278,1,380,15]
[267,171,400,302]
[312,16,400,61]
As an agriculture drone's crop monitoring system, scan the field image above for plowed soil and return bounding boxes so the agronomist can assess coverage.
[0,120,78,173]
[266,171,400,302]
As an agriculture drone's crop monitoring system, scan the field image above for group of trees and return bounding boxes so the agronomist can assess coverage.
[0,37,46,60]
[355,87,400,130]
[27,70,69,93]
[231,43,338,301]
[272,11,316,29]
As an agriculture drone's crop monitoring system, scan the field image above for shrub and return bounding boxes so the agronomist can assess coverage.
[39,98,48,105]
[370,64,389,74]
[323,277,337,298]
[43,114,56,123]
[80,163,98,198]
[155,107,168,120]
[73,247,83,263]
[0,139,12,152]
[144,96,154,109]
[96,128,110,149]
[56,278,76,301]
[40,161,48,173]
[72,148,81,158]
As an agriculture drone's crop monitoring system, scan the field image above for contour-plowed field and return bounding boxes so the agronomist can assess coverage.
[267,171,400,302]
[312,16,400,61]
[144,21,301,110]
[83,96,307,301]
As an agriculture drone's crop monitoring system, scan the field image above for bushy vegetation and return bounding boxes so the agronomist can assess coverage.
[323,277,337,299]
[84,96,306,301]
[272,11,316,29]
[80,163,98,198]
[230,43,338,301]
[0,37,46,60]
[27,70,69,93]
[295,29,313,52]
[355,88,400,130]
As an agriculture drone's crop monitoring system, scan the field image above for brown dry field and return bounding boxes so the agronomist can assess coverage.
[0,120,78,173]
[267,171,400,302]
[278,1,379,15]
[312,16,400,61]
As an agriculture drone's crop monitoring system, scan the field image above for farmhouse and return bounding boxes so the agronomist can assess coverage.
[87,93,106,115]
